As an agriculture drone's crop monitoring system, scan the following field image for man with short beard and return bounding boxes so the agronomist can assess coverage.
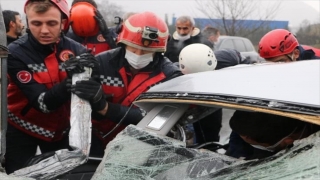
[2,10,25,45]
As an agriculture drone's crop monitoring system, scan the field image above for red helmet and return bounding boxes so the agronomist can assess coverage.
[24,0,69,31]
[117,11,169,52]
[259,29,299,59]
[70,2,99,37]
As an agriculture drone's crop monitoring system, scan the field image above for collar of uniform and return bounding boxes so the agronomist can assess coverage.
[28,33,56,54]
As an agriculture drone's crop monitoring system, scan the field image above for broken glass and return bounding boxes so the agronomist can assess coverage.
[92,125,320,180]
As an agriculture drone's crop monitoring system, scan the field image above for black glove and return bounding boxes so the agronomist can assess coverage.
[94,10,117,49]
[63,53,100,80]
[71,79,107,111]
[43,78,72,111]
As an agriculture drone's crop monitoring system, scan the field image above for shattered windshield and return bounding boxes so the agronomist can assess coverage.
[92,125,320,180]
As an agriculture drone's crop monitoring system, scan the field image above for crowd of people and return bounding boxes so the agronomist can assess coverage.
[1,0,320,175]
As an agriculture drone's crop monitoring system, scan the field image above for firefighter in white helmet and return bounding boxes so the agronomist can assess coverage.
[178,43,217,74]
[178,43,221,146]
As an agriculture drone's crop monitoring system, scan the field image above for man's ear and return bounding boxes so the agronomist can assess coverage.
[9,21,15,28]
[293,49,300,60]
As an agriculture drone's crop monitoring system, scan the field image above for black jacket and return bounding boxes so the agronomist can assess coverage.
[7,35,18,45]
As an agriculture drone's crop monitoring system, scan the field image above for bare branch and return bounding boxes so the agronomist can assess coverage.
[96,0,125,27]
[195,0,282,36]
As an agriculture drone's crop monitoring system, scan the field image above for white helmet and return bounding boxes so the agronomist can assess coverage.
[179,43,217,74]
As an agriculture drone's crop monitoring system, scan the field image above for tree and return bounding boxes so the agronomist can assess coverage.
[165,13,176,35]
[295,20,320,48]
[96,0,125,27]
[195,0,282,37]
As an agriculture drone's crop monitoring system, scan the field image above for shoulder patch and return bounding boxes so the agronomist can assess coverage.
[97,34,106,42]
[17,71,32,83]
[59,50,75,62]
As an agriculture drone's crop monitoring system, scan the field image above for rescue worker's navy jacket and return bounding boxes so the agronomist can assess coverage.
[66,29,113,55]
[92,47,182,145]
[298,45,320,59]
[7,33,86,142]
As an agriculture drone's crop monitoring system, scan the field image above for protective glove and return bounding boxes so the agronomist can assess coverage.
[63,53,100,80]
[43,77,72,111]
[71,78,107,111]
[94,9,117,49]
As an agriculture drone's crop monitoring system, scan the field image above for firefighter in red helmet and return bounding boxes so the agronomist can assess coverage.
[5,0,87,174]
[66,0,117,55]
[69,11,182,157]
[226,29,320,160]
[258,29,320,62]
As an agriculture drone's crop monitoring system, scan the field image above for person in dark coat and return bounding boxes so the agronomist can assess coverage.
[2,10,24,45]
[228,110,320,160]
[164,15,211,63]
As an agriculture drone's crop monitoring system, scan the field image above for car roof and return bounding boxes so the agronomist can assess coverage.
[135,60,320,124]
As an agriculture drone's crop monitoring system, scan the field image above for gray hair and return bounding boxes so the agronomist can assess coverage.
[176,15,195,26]
[202,26,220,39]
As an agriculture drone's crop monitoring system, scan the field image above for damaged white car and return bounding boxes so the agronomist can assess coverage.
[2,58,319,179]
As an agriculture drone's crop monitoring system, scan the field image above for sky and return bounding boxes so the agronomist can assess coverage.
[1,0,320,28]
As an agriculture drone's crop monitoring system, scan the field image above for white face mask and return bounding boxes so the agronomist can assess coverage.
[176,34,191,41]
[250,126,301,152]
[214,39,220,45]
[125,50,153,69]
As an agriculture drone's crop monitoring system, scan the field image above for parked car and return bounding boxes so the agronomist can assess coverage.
[215,35,265,62]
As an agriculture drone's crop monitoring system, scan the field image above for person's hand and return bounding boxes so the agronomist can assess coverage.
[94,10,109,36]
[71,78,106,111]
[63,53,100,79]
[94,10,117,48]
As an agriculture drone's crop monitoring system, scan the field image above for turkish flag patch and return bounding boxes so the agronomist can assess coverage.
[17,71,32,83]
[59,50,74,62]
